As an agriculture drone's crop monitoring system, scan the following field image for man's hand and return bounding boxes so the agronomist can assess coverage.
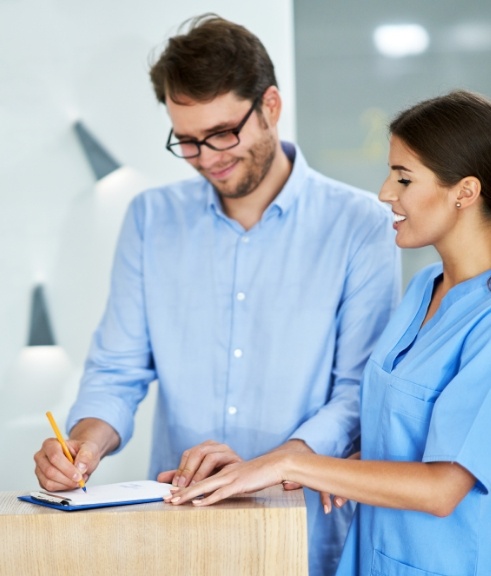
[33,418,120,491]
[34,437,99,491]
[157,440,243,487]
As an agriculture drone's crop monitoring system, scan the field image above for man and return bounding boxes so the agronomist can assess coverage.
[34,14,400,575]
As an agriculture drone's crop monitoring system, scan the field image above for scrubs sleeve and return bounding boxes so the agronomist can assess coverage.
[67,195,157,451]
[423,312,491,493]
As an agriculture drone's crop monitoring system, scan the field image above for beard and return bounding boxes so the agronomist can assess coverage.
[198,130,277,200]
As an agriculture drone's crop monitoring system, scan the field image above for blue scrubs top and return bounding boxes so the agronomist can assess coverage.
[337,263,491,576]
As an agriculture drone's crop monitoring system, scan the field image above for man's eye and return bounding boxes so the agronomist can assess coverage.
[212,131,232,140]
[398,178,411,186]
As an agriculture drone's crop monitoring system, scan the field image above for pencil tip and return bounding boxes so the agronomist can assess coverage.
[82,487,87,493]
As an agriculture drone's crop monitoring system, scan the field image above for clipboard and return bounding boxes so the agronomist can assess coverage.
[18,480,172,511]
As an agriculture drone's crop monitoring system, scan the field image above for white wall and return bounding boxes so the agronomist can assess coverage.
[0,0,295,490]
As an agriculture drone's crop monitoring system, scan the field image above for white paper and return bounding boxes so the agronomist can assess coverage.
[31,480,172,506]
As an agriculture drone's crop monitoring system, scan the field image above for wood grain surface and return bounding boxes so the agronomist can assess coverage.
[0,485,307,576]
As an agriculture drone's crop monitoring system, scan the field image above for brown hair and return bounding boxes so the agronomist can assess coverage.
[149,13,277,105]
[390,89,491,217]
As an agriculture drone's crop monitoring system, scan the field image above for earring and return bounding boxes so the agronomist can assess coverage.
[456,202,462,208]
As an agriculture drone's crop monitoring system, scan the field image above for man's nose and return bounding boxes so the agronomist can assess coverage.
[197,144,223,168]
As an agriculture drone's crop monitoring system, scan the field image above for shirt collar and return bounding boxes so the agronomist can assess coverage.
[270,141,307,215]
[206,141,309,217]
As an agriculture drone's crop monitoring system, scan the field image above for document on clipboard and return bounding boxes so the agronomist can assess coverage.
[18,480,173,511]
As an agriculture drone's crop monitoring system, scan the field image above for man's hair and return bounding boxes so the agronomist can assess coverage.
[149,13,277,104]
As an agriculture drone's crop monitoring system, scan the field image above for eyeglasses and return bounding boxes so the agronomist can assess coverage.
[166,96,261,159]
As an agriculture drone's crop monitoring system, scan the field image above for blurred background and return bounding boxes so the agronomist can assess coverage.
[295,0,491,285]
[1,0,490,490]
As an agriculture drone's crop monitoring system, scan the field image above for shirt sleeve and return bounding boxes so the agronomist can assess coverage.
[423,312,491,493]
[67,195,156,451]
[290,209,401,457]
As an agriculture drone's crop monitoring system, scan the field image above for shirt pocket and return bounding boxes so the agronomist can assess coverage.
[381,374,441,460]
[371,548,456,576]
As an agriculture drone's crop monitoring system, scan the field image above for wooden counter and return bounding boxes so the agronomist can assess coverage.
[0,485,307,576]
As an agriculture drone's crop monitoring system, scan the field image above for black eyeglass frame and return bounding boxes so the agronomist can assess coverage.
[165,96,261,159]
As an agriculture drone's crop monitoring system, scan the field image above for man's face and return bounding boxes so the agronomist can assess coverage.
[166,92,277,199]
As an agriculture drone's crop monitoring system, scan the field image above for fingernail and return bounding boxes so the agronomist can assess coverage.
[77,462,87,473]
[170,496,181,503]
[72,472,82,481]
[172,477,179,487]
[178,476,186,487]
[334,497,343,507]
[324,503,331,514]
[169,487,179,493]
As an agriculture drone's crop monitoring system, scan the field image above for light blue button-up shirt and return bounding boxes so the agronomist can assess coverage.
[68,143,400,576]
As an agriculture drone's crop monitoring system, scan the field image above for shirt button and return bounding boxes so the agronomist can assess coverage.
[228,406,238,415]
[233,349,243,358]
[241,236,250,243]
[236,292,246,301]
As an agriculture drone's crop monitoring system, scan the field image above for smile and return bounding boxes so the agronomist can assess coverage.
[208,160,239,180]
[393,212,406,223]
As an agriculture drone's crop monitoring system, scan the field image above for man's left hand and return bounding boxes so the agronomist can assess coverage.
[157,440,243,487]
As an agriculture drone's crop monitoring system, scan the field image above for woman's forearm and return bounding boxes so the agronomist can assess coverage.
[282,452,476,517]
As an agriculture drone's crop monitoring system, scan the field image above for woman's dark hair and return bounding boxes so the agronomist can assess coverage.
[390,90,491,217]
[149,13,277,105]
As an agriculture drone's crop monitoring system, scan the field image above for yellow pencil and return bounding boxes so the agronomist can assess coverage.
[46,411,87,492]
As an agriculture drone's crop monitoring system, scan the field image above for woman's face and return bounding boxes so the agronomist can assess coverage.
[379,135,458,250]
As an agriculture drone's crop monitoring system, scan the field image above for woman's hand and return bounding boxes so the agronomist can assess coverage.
[164,451,287,506]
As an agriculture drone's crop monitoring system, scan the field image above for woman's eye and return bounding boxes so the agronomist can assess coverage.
[398,178,411,186]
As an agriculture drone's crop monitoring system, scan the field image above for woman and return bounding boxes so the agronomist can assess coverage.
[165,90,491,575]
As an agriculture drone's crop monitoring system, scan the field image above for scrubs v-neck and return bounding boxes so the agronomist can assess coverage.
[336,263,491,576]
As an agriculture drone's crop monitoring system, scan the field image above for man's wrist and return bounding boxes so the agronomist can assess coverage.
[273,438,314,454]
[69,417,121,457]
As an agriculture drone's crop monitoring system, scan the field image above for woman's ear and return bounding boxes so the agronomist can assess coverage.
[456,176,481,208]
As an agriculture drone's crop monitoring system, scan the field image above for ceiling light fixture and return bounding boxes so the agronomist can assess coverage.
[374,24,430,58]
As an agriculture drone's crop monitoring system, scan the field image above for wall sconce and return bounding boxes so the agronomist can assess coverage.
[28,284,55,346]
[74,121,121,181]
[2,284,73,429]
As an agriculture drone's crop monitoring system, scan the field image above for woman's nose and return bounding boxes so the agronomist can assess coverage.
[378,178,397,204]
